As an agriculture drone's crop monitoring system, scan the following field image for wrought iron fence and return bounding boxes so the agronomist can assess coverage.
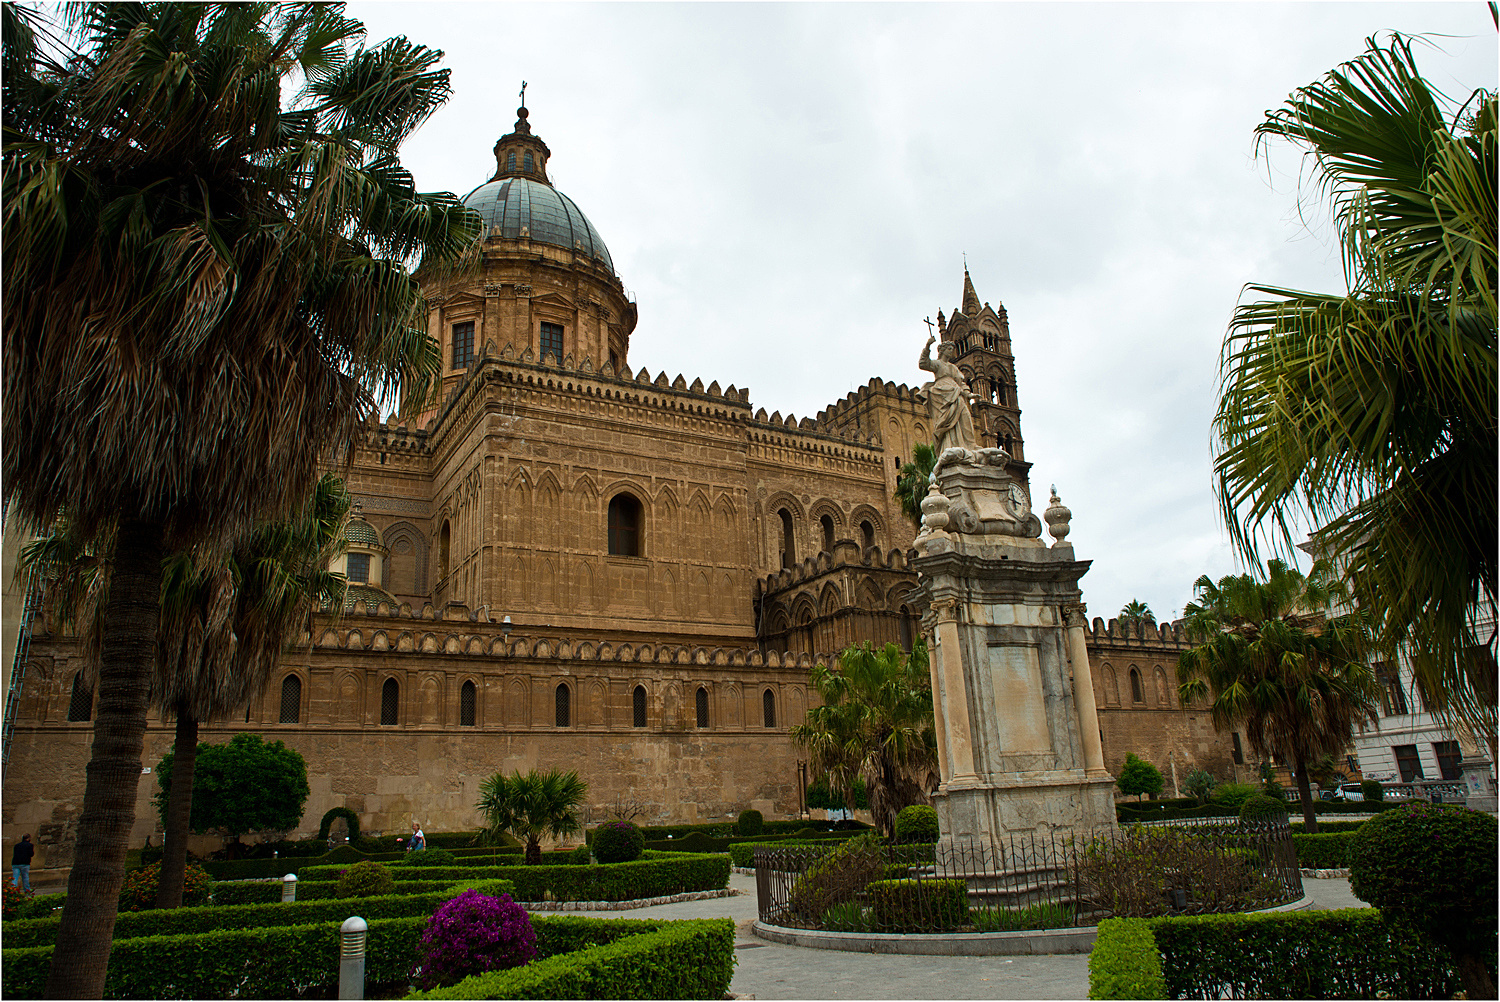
[755,821,1303,934]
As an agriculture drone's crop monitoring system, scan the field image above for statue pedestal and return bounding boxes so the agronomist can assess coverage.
[914,461,1115,842]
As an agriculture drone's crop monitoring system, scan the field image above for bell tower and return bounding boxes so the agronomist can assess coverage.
[939,268,1030,492]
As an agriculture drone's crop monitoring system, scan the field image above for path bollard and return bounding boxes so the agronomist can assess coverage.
[281,873,297,903]
[339,916,367,1000]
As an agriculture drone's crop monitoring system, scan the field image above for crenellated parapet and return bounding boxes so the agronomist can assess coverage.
[1087,617,1190,648]
[755,544,913,596]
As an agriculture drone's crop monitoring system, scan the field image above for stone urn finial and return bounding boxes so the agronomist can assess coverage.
[919,481,951,533]
[1044,485,1071,545]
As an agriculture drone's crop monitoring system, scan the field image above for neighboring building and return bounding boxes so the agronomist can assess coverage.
[2,104,1238,865]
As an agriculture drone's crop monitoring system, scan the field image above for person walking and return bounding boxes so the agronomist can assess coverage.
[11,834,35,890]
[408,821,425,853]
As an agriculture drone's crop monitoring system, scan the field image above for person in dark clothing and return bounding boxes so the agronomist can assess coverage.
[11,834,35,891]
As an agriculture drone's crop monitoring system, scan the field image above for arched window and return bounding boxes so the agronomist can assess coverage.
[460,680,477,727]
[997,382,1007,405]
[555,683,571,727]
[762,689,777,728]
[820,514,835,552]
[279,675,302,723]
[381,678,400,725]
[66,672,92,722]
[1154,668,1170,708]
[1129,668,1144,704]
[632,685,647,728]
[860,521,875,550]
[524,151,534,172]
[439,520,451,580]
[779,509,796,568]
[696,687,709,728]
[608,493,643,556]
[507,151,516,171]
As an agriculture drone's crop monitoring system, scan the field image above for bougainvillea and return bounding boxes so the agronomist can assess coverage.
[3,882,35,921]
[412,890,537,989]
[118,862,213,911]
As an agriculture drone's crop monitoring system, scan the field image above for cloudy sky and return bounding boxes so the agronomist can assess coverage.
[351,1,1495,624]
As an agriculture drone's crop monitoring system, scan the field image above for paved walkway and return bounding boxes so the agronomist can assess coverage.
[561,873,1370,1000]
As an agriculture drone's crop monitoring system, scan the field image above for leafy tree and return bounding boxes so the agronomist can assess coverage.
[22,475,351,907]
[792,641,938,838]
[476,769,588,865]
[894,443,937,529]
[1182,769,1217,805]
[1176,559,1380,832]
[1119,600,1155,625]
[3,4,473,990]
[1116,753,1164,801]
[1214,33,1497,762]
[154,734,310,844]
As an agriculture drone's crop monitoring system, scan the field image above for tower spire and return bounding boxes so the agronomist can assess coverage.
[962,267,981,316]
[491,85,551,183]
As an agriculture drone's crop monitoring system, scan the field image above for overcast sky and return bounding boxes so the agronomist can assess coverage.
[350,1,1496,624]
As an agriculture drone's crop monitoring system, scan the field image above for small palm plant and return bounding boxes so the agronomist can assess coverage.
[894,443,937,529]
[476,769,589,865]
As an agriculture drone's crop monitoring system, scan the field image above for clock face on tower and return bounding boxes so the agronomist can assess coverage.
[1008,482,1028,513]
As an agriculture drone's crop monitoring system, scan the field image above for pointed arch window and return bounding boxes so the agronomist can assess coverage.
[633,685,648,728]
[1129,668,1144,704]
[820,514,835,552]
[381,678,400,725]
[460,680,477,727]
[763,689,777,728]
[66,672,92,722]
[860,521,875,550]
[779,509,796,568]
[608,493,643,556]
[696,686,710,728]
[555,683,571,727]
[279,675,302,723]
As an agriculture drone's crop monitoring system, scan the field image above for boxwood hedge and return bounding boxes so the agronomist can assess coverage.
[1087,909,1460,999]
[1291,833,1357,869]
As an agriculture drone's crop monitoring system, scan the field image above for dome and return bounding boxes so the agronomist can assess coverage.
[343,519,381,547]
[462,177,615,275]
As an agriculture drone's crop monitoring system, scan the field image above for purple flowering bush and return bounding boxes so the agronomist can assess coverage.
[592,820,644,863]
[412,890,537,989]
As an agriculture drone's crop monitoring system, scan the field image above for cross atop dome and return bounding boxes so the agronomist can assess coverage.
[491,85,552,183]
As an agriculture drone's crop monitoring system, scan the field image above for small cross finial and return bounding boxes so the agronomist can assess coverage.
[923,317,936,337]
[519,81,527,108]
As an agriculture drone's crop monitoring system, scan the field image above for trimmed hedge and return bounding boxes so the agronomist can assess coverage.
[586,819,870,843]
[1117,800,1395,824]
[868,878,966,931]
[1292,832,1357,869]
[408,918,735,1000]
[651,831,853,856]
[1087,909,1460,1000]
[728,840,836,868]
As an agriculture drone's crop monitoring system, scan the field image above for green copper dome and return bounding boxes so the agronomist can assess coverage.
[462,177,615,275]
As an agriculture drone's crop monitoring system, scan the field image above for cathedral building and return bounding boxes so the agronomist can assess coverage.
[3,106,1240,864]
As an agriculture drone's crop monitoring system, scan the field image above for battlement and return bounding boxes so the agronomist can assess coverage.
[1087,617,1190,648]
[756,545,914,597]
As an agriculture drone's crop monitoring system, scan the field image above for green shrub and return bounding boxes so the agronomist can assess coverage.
[411,889,536,990]
[972,902,1075,932]
[400,848,459,868]
[3,883,34,922]
[406,917,735,1001]
[894,805,939,844]
[1209,782,1261,810]
[728,840,830,868]
[1088,918,1166,999]
[1360,779,1384,802]
[1076,827,1281,918]
[1116,753,1164,800]
[1182,770,1217,805]
[867,878,966,931]
[336,861,394,898]
[592,821,645,864]
[210,881,282,906]
[317,806,362,843]
[1239,794,1289,824]
[820,901,872,932]
[1292,833,1355,869]
[118,863,213,912]
[736,809,764,836]
[788,832,886,920]
[1349,803,1497,995]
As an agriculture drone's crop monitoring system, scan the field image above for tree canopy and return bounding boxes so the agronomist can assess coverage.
[1116,753,1164,801]
[894,443,937,530]
[476,769,588,865]
[1215,33,1496,759]
[154,734,310,839]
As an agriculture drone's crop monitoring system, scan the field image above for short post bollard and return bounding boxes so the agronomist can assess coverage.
[281,873,297,903]
[339,916,367,1000]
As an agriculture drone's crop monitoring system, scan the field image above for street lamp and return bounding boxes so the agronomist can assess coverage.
[501,615,512,641]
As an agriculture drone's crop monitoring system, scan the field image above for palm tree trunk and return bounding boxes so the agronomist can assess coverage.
[45,517,164,999]
[525,837,542,866]
[154,707,198,909]
[1455,950,1496,1000]
[1293,757,1318,834]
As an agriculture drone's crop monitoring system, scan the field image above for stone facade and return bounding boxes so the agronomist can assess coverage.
[2,106,1239,867]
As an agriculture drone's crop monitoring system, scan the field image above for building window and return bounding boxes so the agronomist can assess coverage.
[1231,732,1244,765]
[633,685,647,728]
[460,680,476,727]
[1433,741,1462,781]
[696,687,709,728]
[1375,661,1408,716]
[860,520,875,550]
[1393,744,1424,782]
[507,151,516,171]
[778,509,795,568]
[555,684,571,727]
[346,553,370,584]
[452,320,474,370]
[439,520,451,581]
[763,689,776,728]
[67,672,92,722]
[609,350,619,372]
[1129,668,1144,704]
[540,322,563,363]
[381,678,400,725]
[279,675,302,723]
[820,514,834,552]
[607,493,643,556]
[524,151,534,173]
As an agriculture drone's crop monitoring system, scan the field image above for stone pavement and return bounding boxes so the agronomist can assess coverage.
[559,872,1371,1000]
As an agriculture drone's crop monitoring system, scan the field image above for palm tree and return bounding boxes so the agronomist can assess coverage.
[1176,560,1381,833]
[3,5,474,993]
[1119,599,1155,625]
[894,443,937,529]
[792,641,938,838]
[1214,34,1497,762]
[476,769,589,865]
